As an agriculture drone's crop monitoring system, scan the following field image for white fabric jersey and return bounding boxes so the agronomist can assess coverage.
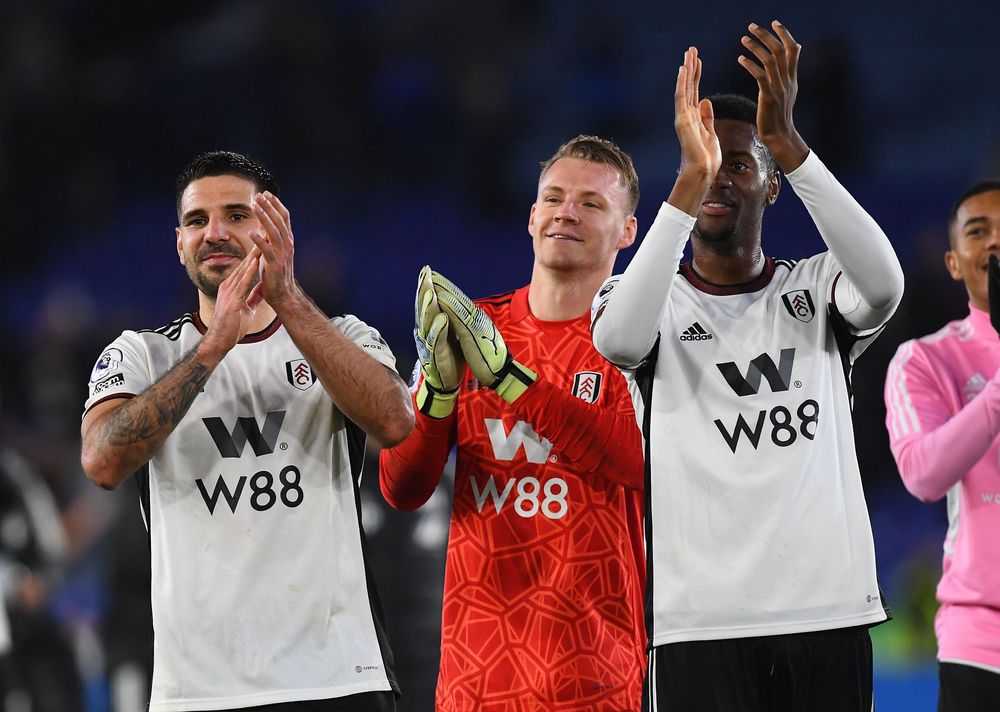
[592,153,900,648]
[600,256,890,646]
[84,313,398,711]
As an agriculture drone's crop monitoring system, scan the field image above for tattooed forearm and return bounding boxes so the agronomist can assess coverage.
[103,357,210,446]
[82,346,216,489]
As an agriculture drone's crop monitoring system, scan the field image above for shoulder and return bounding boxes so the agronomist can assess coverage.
[135,313,199,342]
[889,320,968,372]
[331,313,396,362]
[475,289,516,318]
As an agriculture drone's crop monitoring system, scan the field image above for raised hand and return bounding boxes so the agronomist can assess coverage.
[676,46,722,180]
[200,247,263,358]
[738,20,809,171]
[250,191,301,307]
[413,266,465,418]
[667,46,721,217]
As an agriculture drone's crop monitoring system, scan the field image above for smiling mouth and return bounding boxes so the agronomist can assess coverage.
[700,201,734,216]
[547,233,582,242]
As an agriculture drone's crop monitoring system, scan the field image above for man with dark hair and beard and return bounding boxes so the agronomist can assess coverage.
[592,22,904,712]
[80,151,414,711]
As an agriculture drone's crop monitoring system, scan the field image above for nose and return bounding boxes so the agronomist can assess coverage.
[710,166,733,190]
[204,215,230,243]
[554,200,580,223]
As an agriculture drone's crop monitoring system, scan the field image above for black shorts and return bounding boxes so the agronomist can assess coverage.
[643,626,873,712]
[938,661,1000,712]
[209,691,397,712]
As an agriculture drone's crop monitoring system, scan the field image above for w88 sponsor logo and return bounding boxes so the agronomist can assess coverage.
[469,475,568,520]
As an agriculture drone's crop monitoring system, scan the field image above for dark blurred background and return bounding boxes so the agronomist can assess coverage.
[0,0,998,709]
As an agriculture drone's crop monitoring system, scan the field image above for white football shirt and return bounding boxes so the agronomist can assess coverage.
[604,254,890,646]
[85,313,398,711]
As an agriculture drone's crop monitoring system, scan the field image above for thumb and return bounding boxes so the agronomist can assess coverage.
[699,98,715,135]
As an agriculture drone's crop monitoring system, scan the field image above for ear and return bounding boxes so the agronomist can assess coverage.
[944,249,963,282]
[176,227,185,265]
[528,203,537,235]
[617,215,638,250]
[765,170,782,206]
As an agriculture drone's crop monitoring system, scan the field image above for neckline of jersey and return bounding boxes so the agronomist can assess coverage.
[680,256,776,295]
[191,312,282,343]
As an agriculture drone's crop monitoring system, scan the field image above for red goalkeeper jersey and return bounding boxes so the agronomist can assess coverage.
[380,285,645,711]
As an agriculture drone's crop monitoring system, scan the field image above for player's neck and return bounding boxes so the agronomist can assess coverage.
[197,294,277,337]
[690,240,766,285]
[527,264,607,322]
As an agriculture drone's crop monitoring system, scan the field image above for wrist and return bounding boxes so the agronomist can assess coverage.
[494,360,537,405]
[267,282,307,315]
[415,378,458,419]
[195,338,227,369]
[668,170,714,218]
[765,134,809,173]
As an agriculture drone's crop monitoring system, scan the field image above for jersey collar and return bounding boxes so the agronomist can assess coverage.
[191,312,282,343]
[680,256,776,295]
[967,304,1000,343]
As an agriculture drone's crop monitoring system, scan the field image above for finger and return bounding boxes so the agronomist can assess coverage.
[253,195,286,252]
[772,20,801,78]
[737,54,768,86]
[692,53,702,107]
[258,193,293,249]
[740,33,778,87]
[234,254,261,298]
[245,280,264,311]
[699,98,716,139]
[674,62,687,116]
[220,250,258,288]
[250,229,278,263]
[748,22,784,59]
[425,312,448,352]
[686,47,698,108]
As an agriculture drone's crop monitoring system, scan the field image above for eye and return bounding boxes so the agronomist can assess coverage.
[544,196,561,204]
[966,227,986,238]
[230,213,248,222]
[584,201,601,209]
[187,217,207,227]
[732,161,749,173]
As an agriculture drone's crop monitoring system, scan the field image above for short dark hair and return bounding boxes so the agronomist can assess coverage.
[948,179,1000,233]
[539,135,640,215]
[175,150,279,217]
[707,93,776,174]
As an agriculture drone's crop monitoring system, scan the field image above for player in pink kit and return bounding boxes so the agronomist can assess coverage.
[884,180,1000,710]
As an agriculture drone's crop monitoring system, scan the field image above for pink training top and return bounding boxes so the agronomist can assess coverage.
[885,304,1000,672]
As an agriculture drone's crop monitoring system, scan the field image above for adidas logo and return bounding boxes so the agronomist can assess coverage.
[679,321,714,342]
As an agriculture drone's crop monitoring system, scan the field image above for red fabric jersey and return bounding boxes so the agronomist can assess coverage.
[380,285,645,711]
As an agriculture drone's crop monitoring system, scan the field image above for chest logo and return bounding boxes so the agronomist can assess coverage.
[485,418,553,463]
[204,410,286,458]
[717,349,796,396]
[572,371,602,404]
[781,289,815,323]
[286,359,318,391]
[963,373,987,402]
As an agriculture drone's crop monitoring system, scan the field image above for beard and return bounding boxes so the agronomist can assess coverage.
[184,245,252,298]
[693,221,737,244]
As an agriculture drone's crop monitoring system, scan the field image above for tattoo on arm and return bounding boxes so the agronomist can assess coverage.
[100,350,211,451]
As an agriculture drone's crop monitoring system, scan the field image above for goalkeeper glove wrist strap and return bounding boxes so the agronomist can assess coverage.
[493,359,537,405]
[416,379,458,419]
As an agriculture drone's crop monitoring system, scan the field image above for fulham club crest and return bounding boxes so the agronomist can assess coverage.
[781,289,815,323]
[572,371,602,404]
[286,359,318,391]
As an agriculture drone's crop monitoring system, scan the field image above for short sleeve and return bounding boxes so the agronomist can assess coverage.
[332,314,397,371]
[83,332,151,415]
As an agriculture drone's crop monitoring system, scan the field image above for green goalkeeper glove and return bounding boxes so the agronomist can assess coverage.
[430,270,537,404]
[413,265,464,418]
